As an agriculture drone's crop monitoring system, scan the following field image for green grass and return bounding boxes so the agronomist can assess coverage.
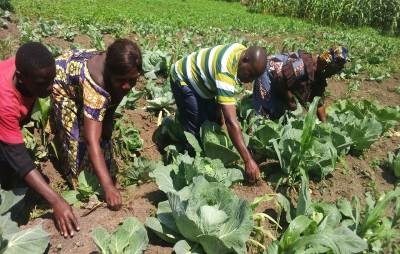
[11,0,400,76]
[247,0,400,34]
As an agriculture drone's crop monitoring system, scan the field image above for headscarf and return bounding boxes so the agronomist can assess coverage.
[319,46,348,66]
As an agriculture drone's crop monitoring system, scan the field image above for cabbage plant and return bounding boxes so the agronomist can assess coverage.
[272,97,338,185]
[146,177,253,254]
[91,217,148,254]
[150,152,243,194]
[388,148,400,178]
[0,188,50,254]
[268,176,368,254]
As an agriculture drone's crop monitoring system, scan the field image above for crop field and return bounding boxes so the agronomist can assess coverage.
[0,0,400,253]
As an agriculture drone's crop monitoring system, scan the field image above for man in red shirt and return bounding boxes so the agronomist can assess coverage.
[0,42,79,238]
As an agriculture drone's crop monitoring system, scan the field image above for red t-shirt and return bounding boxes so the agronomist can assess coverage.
[0,57,36,144]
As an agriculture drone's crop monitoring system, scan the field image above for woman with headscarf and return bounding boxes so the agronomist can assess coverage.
[253,46,348,122]
[51,39,142,211]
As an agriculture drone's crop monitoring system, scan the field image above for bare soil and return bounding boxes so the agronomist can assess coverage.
[2,16,399,254]
[31,163,277,254]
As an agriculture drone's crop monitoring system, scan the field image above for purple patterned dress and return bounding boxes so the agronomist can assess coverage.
[51,49,113,185]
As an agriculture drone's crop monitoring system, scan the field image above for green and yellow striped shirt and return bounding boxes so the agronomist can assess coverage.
[171,43,246,105]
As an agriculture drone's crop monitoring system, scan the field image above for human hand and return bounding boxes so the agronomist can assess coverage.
[245,159,261,184]
[52,198,80,238]
[104,184,122,211]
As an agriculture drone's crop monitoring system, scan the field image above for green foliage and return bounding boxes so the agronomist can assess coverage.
[273,176,400,253]
[146,176,253,254]
[119,157,160,187]
[113,120,143,162]
[22,126,48,163]
[200,121,241,165]
[0,36,13,60]
[248,117,281,161]
[153,114,186,149]
[269,177,368,253]
[346,80,361,95]
[30,98,50,130]
[150,152,243,194]
[23,89,54,164]
[91,217,149,254]
[0,0,12,11]
[327,99,400,153]
[8,2,400,252]
[173,240,204,254]
[142,50,172,79]
[388,148,400,178]
[115,88,143,117]
[0,188,50,254]
[248,0,400,34]
[243,96,398,186]
[0,8,10,28]
[236,91,256,133]
[144,80,175,116]
[271,97,338,185]
[359,189,400,251]
[12,0,400,80]
[249,194,281,253]
[62,170,102,206]
[155,118,241,166]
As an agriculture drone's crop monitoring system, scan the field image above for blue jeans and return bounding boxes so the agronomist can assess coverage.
[170,79,218,138]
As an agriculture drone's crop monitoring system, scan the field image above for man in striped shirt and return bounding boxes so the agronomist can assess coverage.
[170,43,267,183]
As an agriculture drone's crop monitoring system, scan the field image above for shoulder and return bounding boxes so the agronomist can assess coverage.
[57,49,98,63]
[0,57,15,70]
[0,57,15,83]
[230,42,246,50]
[0,61,19,110]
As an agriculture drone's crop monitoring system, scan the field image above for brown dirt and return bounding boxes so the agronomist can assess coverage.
[3,13,399,253]
[43,36,71,50]
[0,18,20,59]
[0,14,19,39]
[352,78,400,107]
[325,76,400,107]
[125,109,161,161]
[29,182,173,254]
[233,180,276,212]
[310,76,400,205]
[73,34,91,48]
[40,160,68,193]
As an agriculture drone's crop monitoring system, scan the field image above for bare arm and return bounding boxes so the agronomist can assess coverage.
[101,106,117,140]
[83,116,121,210]
[221,104,260,183]
[24,169,79,237]
[317,105,327,122]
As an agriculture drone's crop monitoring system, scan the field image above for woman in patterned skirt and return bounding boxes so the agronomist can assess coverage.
[51,39,142,210]
[253,46,348,122]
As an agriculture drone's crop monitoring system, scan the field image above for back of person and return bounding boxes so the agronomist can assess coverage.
[253,46,347,121]
[0,56,35,188]
[52,48,112,182]
[0,57,36,145]
[253,51,309,117]
[171,43,246,105]
[54,49,104,99]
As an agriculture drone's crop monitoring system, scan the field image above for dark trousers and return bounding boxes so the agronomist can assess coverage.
[170,79,218,139]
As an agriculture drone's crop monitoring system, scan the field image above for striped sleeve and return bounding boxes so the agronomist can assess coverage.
[214,43,246,105]
[215,72,236,105]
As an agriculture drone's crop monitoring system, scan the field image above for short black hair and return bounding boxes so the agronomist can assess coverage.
[15,42,54,76]
[105,39,142,76]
